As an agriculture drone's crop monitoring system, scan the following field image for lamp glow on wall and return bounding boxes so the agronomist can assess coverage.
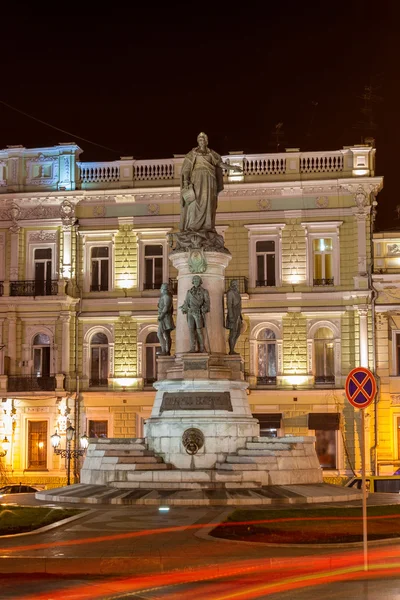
[120,272,134,296]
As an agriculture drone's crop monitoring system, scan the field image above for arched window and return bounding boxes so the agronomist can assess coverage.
[90,332,108,387]
[145,331,160,385]
[257,328,276,385]
[314,327,334,383]
[33,333,51,377]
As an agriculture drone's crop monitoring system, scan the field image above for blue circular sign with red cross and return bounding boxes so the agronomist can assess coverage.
[345,367,377,409]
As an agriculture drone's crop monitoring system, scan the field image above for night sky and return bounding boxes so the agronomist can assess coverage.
[1,1,397,229]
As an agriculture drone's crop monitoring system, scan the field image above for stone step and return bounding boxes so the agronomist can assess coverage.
[216,462,258,471]
[246,442,291,451]
[109,480,263,490]
[104,450,155,457]
[238,449,274,456]
[132,463,173,470]
[93,444,147,452]
[226,455,276,464]
[116,456,164,464]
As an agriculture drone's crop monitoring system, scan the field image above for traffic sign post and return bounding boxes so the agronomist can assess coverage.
[345,367,377,573]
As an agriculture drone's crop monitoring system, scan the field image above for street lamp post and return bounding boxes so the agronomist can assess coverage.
[50,425,89,485]
[0,437,10,458]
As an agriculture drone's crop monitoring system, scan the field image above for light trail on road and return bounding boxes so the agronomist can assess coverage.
[11,545,400,600]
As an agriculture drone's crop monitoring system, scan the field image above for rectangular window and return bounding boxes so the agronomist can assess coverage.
[27,421,47,470]
[253,413,282,438]
[315,341,334,380]
[144,245,163,290]
[313,238,333,285]
[34,248,52,295]
[308,413,340,469]
[91,247,109,292]
[88,420,108,439]
[256,240,276,287]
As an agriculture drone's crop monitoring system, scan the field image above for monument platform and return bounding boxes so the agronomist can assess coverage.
[36,481,361,506]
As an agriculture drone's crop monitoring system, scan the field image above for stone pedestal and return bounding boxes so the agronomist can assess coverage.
[170,251,230,355]
[145,249,260,469]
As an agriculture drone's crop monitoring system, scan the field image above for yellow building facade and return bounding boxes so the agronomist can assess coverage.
[0,142,383,487]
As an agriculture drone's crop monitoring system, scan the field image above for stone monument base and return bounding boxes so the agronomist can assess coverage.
[80,435,323,489]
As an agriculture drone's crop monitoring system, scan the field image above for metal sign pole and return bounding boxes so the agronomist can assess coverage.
[361,408,368,571]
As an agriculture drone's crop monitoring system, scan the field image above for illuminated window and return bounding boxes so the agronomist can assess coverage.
[88,420,108,438]
[91,246,109,291]
[253,413,282,438]
[314,327,335,383]
[301,221,342,287]
[144,331,160,385]
[256,241,276,287]
[27,421,47,470]
[90,332,109,387]
[313,238,333,285]
[32,333,51,377]
[144,245,163,290]
[256,328,276,384]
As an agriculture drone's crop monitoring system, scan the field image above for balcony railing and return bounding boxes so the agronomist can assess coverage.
[89,378,108,388]
[10,280,58,296]
[0,281,3,296]
[315,375,335,384]
[255,279,276,288]
[225,276,248,294]
[257,376,277,386]
[7,375,56,392]
[75,148,365,189]
[90,284,109,292]
[313,278,334,286]
[143,281,162,290]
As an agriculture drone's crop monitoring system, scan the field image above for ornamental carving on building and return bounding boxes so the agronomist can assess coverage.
[147,203,160,216]
[387,243,400,256]
[257,198,271,211]
[25,154,59,187]
[60,200,76,228]
[354,186,368,211]
[93,205,106,217]
[30,230,57,242]
[316,196,329,208]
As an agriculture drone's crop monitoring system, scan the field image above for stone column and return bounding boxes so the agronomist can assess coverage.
[7,312,17,374]
[169,251,231,355]
[358,307,369,368]
[60,312,71,375]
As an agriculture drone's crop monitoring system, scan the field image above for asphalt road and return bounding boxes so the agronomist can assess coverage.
[1,493,400,599]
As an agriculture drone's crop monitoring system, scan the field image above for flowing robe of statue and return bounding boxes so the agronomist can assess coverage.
[180,149,224,232]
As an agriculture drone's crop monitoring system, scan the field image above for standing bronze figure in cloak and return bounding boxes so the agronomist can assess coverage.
[180,132,240,233]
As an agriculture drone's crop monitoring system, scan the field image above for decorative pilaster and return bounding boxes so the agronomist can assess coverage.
[358,307,369,368]
[9,232,19,281]
[62,228,72,279]
[60,312,71,375]
[7,311,17,374]
[354,211,368,275]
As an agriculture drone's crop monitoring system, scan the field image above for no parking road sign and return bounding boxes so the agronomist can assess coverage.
[345,367,377,409]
